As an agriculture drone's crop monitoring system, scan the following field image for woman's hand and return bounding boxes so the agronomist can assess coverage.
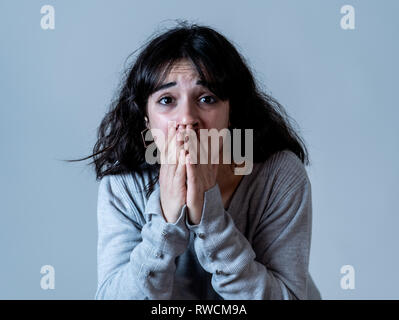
[184,124,219,225]
[158,123,187,223]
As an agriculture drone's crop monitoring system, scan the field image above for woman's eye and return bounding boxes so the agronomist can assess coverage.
[199,95,217,104]
[157,95,217,106]
[158,96,173,105]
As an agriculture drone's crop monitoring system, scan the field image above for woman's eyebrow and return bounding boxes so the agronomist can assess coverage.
[153,80,210,93]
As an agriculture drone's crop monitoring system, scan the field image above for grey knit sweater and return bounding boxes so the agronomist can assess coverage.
[95,149,322,300]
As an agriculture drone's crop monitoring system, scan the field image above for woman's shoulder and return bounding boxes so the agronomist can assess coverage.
[257,149,309,183]
[253,149,311,199]
[98,169,157,225]
[247,149,312,217]
[101,167,157,193]
[99,170,150,194]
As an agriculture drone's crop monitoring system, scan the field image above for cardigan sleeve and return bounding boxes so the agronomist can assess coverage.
[185,156,313,300]
[95,174,190,300]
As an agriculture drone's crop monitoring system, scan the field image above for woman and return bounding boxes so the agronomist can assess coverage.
[90,22,321,299]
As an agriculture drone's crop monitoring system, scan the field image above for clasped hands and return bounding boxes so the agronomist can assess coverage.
[158,122,219,225]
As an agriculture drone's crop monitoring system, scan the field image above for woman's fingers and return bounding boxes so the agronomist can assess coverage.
[159,123,188,224]
[184,124,199,164]
[168,127,179,165]
[186,152,195,181]
[176,125,186,161]
[176,148,187,179]
[160,122,176,164]
[198,132,213,165]
[185,152,200,224]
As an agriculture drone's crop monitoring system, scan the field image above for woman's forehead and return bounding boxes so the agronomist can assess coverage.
[164,59,199,79]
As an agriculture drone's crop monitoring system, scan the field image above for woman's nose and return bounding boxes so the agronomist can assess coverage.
[176,101,199,128]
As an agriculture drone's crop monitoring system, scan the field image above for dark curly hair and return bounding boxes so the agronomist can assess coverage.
[70,20,309,197]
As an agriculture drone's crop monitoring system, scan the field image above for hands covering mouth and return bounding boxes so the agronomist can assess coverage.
[159,122,219,225]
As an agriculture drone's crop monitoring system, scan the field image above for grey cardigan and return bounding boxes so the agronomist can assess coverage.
[95,149,322,300]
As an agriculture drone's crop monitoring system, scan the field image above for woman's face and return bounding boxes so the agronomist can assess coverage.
[146,59,230,157]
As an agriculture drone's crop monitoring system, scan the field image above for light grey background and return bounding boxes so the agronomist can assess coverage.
[0,0,398,299]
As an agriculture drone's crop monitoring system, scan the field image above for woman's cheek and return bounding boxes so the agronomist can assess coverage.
[149,128,166,152]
